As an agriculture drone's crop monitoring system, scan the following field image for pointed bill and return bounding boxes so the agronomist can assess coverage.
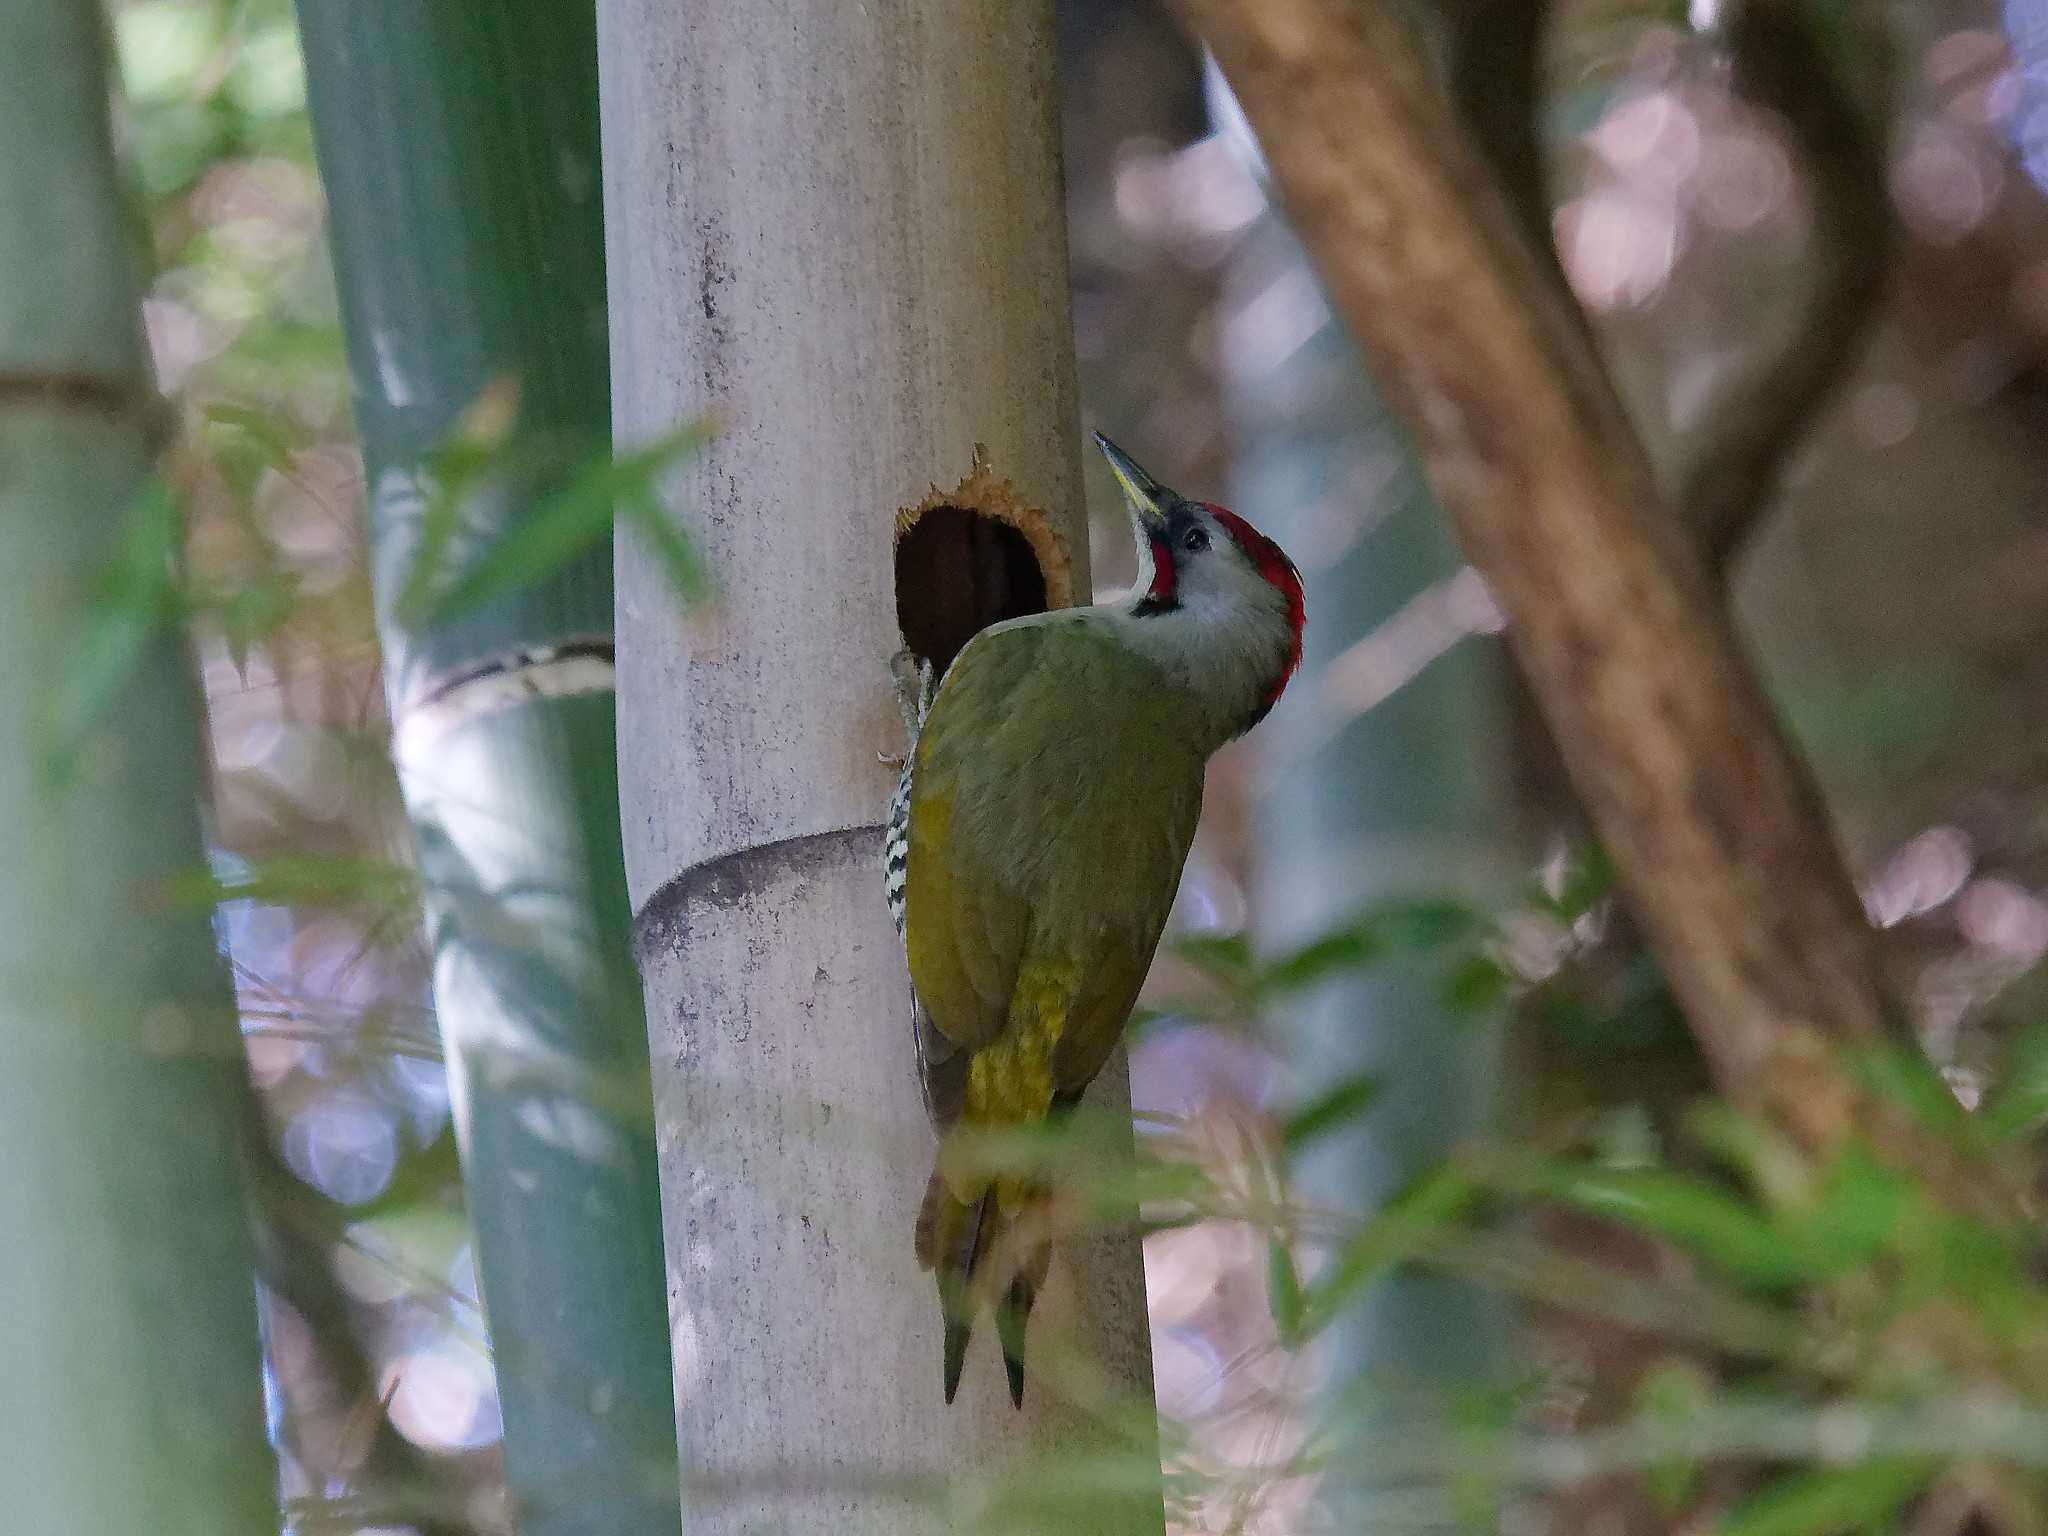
[1093,432,1172,530]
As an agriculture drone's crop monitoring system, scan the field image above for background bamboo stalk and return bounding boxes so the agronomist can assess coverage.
[293,5,681,1531]
[598,1,1162,1529]
[1228,208,1527,1530]
[0,5,274,1531]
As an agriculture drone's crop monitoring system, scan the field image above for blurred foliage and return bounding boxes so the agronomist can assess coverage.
[968,876,2048,1531]
[396,398,710,626]
[114,0,310,199]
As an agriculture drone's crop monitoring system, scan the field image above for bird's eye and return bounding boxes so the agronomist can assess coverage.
[1181,526,1209,553]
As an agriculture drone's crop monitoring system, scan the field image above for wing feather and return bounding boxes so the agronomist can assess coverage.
[903,618,1206,1123]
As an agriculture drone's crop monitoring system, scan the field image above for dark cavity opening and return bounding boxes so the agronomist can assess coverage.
[894,505,1047,679]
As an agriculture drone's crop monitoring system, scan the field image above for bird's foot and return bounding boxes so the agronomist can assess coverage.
[888,648,937,741]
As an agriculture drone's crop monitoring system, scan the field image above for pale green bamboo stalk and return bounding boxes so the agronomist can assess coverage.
[1227,209,1525,1529]
[0,5,274,1532]
[293,5,681,1532]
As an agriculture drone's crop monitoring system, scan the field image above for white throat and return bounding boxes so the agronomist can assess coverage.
[1099,587,1295,751]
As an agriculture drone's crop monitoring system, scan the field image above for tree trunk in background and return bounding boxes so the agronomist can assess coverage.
[1227,213,1524,1528]
[1184,0,1904,1163]
[294,7,680,1532]
[0,6,274,1532]
[599,2,1161,1531]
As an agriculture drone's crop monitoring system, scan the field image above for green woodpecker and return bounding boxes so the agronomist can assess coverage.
[884,433,1304,1406]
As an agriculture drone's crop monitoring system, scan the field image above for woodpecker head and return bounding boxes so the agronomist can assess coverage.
[1094,432,1305,738]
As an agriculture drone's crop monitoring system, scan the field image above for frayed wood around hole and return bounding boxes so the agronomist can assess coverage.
[894,445,1075,680]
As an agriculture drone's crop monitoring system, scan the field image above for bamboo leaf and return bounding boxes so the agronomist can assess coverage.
[1266,900,1483,994]
[1443,950,1512,1016]
[201,399,306,493]
[1525,1164,1810,1287]
[1980,1020,2048,1143]
[1280,1072,1383,1152]
[1261,926,1384,990]
[618,478,711,606]
[1539,838,1615,921]
[1363,897,1486,950]
[1635,1360,1712,1514]
[1173,931,1257,994]
[1305,1162,1483,1331]
[1788,1144,1915,1274]
[169,852,421,913]
[412,421,710,623]
[394,442,505,620]
[1850,1041,1977,1141]
[1267,1236,1306,1347]
[1178,900,1488,1006]
[36,480,184,787]
[1717,1459,1933,1536]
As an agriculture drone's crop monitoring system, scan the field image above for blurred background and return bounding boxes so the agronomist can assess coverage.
[95,0,2048,1530]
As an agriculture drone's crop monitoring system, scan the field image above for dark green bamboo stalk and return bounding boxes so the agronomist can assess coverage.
[0,5,274,1532]
[293,6,680,1532]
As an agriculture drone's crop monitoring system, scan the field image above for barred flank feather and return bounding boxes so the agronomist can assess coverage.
[885,651,953,1124]
[884,757,912,935]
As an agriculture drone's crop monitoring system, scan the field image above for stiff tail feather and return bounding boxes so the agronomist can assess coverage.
[916,1166,1051,1408]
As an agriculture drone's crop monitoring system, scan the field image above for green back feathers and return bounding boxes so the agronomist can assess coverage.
[904,615,1206,1096]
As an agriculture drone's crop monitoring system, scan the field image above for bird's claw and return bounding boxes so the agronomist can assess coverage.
[887,647,937,741]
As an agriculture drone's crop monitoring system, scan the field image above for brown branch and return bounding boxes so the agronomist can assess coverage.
[1681,0,1893,574]
[1178,0,1893,1154]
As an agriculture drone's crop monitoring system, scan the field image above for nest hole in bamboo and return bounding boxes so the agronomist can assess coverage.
[893,448,1076,678]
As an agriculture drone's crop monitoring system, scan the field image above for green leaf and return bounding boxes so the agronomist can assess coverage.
[1527,1164,1808,1287]
[221,319,346,376]
[201,565,303,669]
[1443,950,1512,1017]
[1259,899,1485,995]
[36,481,185,787]
[1544,839,1616,921]
[1172,931,1257,994]
[1305,1162,1481,1331]
[1790,1144,1915,1274]
[1280,1072,1383,1152]
[941,1112,1212,1220]
[200,400,305,492]
[1364,897,1485,951]
[1266,1237,1306,1347]
[1850,1042,1975,1140]
[168,852,420,913]
[395,443,490,619]
[618,481,710,608]
[1448,1389,1514,1530]
[411,420,711,623]
[1634,1359,1712,1514]
[1979,1020,2048,1142]
[1262,926,1382,991]
[1076,1149,1214,1220]
[1717,1459,1933,1536]
[1682,1102,1817,1213]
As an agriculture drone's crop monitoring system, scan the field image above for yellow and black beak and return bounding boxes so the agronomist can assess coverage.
[1094,432,1172,531]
